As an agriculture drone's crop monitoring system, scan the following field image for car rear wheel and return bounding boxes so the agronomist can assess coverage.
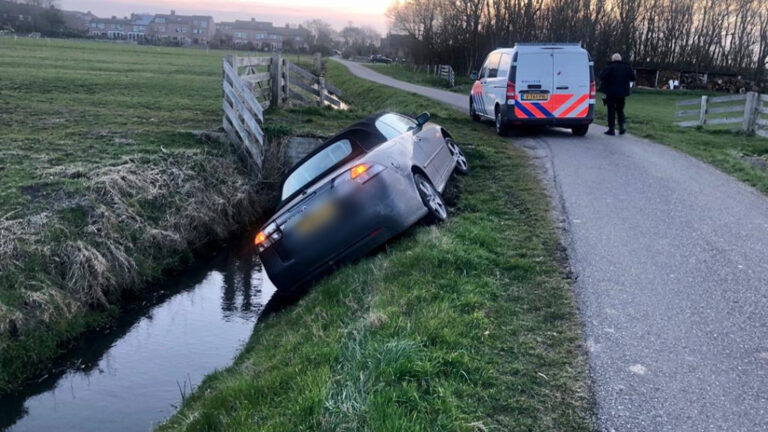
[572,125,589,136]
[414,173,447,223]
[445,138,469,175]
[495,109,509,136]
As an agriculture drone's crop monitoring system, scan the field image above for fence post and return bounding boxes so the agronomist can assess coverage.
[318,76,327,107]
[282,57,290,105]
[698,95,708,126]
[742,91,758,134]
[270,53,282,108]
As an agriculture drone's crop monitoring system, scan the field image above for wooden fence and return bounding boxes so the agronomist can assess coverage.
[437,65,455,88]
[222,54,344,168]
[675,92,768,138]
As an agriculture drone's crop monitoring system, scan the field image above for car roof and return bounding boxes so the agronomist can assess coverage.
[491,43,587,55]
[281,112,389,181]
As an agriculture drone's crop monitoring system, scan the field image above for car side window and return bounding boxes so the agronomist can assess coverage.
[486,53,501,79]
[497,54,511,79]
[376,114,417,140]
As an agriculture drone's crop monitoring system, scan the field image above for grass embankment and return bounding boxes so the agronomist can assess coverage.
[0,39,281,393]
[158,61,593,431]
[595,89,768,195]
[364,63,474,94]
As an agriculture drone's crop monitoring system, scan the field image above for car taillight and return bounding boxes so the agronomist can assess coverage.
[337,163,385,185]
[589,81,596,99]
[506,81,516,104]
[255,221,282,253]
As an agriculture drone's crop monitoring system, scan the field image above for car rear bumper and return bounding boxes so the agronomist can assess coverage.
[501,104,594,126]
[259,170,425,291]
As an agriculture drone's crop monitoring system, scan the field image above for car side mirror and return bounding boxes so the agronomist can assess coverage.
[470,71,478,80]
[415,112,430,127]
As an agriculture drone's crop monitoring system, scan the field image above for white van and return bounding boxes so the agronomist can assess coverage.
[470,43,595,136]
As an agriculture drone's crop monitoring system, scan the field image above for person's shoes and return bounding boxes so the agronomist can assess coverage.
[604,129,616,136]
[619,128,626,135]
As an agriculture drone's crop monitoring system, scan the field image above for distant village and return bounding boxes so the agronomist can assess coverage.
[0,0,413,58]
[84,11,312,51]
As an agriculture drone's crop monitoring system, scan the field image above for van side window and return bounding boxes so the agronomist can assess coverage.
[486,53,501,78]
[497,54,511,80]
[479,58,489,79]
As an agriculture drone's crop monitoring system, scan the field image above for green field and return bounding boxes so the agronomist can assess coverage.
[158,61,593,431]
[365,62,768,195]
[1,38,593,431]
[0,38,276,393]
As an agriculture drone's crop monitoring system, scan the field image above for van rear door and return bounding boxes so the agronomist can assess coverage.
[552,51,590,118]
[514,50,553,118]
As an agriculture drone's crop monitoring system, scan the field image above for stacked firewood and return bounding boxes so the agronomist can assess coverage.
[707,77,760,94]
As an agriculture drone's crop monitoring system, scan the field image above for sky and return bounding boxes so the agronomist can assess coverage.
[60,0,395,33]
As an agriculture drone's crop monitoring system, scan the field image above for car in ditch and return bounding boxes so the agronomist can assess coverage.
[255,112,469,292]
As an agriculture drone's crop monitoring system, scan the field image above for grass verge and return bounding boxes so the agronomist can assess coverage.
[363,63,474,94]
[157,61,593,431]
[0,38,282,394]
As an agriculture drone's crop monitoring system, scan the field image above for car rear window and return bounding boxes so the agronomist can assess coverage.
[282,139,353,200]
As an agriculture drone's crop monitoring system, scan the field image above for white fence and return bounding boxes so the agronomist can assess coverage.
[675,92,768,138]
[222,54,344,169]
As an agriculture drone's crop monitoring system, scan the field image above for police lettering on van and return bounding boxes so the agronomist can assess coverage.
[470,43,596,136]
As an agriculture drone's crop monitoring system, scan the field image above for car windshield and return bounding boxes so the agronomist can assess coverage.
[282,139,353,200]
[375,114,417,141]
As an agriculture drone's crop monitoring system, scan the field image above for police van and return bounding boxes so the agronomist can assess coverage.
[470,43,595,136]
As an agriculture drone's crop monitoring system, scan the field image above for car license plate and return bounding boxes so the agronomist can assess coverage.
[296,202,337,234]
[521,92,549,101]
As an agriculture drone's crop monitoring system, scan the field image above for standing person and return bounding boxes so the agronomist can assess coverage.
[599,53,636,136]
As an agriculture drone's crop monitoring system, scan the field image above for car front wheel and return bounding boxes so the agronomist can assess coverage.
[414,173,447,223]
[445,138,469,175]
[470,100,480,122]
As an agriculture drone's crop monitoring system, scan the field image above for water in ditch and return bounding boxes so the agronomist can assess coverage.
[0,239,277,432]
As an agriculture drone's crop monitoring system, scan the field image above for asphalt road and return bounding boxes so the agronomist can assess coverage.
[334,58,768,432]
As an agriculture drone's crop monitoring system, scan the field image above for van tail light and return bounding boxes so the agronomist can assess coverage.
[589,81,596,99]
[335,163,385,186]
[506,81,516,104]
[255,222,282,253]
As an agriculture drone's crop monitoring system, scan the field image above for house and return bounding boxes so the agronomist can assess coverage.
[216,18,310,51]
[88,16,132,39]
[147,10,215,45]
[88,14,151,40]
[380,33,416,61]
[128,14,152,40]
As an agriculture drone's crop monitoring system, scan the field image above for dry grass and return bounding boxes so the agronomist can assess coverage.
[0,142,282,386]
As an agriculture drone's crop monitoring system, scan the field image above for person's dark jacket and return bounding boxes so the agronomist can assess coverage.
[599,61,636,98]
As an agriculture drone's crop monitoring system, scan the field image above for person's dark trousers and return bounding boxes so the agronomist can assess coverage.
[606,96,626,133]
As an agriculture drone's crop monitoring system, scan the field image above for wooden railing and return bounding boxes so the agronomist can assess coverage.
[221,54,344,168]
[675,92,768,138]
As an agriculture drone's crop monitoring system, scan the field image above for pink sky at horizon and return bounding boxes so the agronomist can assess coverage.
[60,0,396,33]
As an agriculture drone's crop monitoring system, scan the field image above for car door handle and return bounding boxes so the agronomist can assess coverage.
[413,136,422,142]
[556,86,569,90]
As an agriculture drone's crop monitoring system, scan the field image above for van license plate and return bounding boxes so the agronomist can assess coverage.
[521,92,549,101]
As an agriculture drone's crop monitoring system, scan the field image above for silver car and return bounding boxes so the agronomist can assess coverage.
[255,112,469,292]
